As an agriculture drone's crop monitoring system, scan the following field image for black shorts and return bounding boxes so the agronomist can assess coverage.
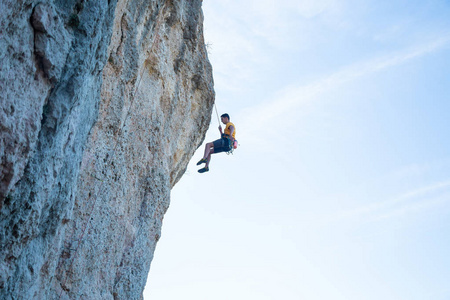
[213,137,231,153]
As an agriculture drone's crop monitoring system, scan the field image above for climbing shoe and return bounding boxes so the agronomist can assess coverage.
[198,167,209,173]
[196,158,207,165]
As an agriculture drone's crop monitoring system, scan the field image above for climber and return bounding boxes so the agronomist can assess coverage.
[197,113,236,173]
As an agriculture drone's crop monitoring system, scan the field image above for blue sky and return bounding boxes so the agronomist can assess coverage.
[144,1,450,299]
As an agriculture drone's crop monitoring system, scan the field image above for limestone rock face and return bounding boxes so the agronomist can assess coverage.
[0,0,214,299]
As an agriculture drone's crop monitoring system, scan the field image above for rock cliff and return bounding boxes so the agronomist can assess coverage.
[0,0,214,299]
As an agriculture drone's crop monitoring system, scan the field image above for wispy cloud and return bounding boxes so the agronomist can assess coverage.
[239,0,342,48]
[333,179,450,222]
[373,193,450,221]
[388,159,450,181]
[238,34,450,141]
[203,0,343,93]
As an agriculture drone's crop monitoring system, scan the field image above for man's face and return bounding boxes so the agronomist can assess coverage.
[221,117,228,124]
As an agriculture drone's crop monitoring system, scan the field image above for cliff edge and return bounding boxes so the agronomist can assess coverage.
[0,0,214,298]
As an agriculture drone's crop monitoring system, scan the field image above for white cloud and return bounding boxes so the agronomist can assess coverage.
[332,179,450,223]
[203,0,345,94]
[388,159,450,181]
[238,34,450,141]
[373,193,450,221]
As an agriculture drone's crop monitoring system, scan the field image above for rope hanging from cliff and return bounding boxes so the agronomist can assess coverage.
[214,102,220,125]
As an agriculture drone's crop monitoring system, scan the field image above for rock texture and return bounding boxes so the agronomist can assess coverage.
[0,0,214,299]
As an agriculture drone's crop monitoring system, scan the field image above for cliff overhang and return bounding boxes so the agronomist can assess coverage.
[0,0,214,298]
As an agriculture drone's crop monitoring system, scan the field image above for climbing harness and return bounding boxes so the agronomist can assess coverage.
[226,138,238,155]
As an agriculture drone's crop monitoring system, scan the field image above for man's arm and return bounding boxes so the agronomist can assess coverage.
[228,125,235,141]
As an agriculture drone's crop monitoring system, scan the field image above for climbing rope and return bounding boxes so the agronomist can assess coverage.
[213,102,221,125]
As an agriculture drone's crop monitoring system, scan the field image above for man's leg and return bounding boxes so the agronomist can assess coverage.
[203,142,214,160]
[197,142,213,165]
[198,139,223,173]
[199,143,215,173]
[205,147,214,168]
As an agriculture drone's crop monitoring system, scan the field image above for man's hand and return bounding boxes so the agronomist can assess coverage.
[219,125,223,134]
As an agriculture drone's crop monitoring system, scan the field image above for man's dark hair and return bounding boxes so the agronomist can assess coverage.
[221,113,230,120]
